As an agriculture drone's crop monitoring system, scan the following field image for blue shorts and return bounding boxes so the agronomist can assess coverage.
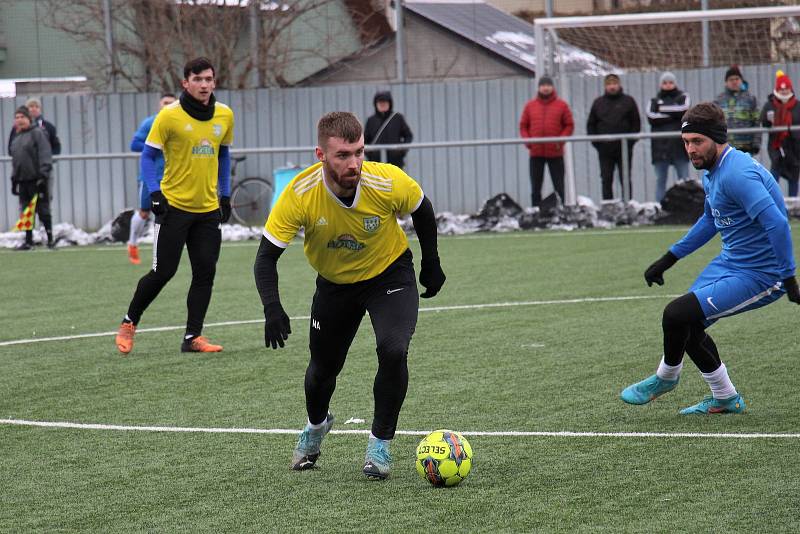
[139,181,151,210]
[691,257,785,327]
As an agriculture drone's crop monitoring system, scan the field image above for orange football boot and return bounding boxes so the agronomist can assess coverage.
[181,336,223,353]
[116,322,136,355]
[127,244,141,265]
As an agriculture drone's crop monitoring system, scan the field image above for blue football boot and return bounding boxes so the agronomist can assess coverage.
[680,394,746,415]
[291,413,335,470]
[620,374,679,405]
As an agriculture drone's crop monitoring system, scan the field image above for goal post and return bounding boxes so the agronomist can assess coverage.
[534,5,800,77]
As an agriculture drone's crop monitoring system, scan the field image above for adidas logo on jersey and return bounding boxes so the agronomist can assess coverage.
[316,217,328,226]
[184,124,193,131]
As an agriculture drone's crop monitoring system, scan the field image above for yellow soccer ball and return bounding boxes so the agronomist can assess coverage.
[415,430,473,487]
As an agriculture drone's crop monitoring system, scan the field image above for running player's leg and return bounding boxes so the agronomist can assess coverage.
[362,252,418,479]
[125,208,192,325]
[306,280,365,424]
[128,183,150,264]
[183,210,222,342]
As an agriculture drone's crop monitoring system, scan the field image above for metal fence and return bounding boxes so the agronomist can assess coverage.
[2,61,797,229]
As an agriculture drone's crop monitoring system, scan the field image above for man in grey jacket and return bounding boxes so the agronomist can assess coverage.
[9,105,54,249]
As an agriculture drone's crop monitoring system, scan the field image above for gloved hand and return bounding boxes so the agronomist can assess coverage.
[219,196,231,223]
[264,301,291,349]
[783,276,800,304]
[35,177,48,197]
[11,181,19,196]
[419,257,446,298]
[150,191,169,217]
[644,251,679,287]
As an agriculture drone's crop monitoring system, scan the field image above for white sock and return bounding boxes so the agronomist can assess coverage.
[656,356,682,381]
[369,433,390,443]
[701,363,737,400]
[129,211,146,245]
[307,418,325,430]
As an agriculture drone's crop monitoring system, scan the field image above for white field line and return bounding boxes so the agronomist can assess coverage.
[1,418,797,439]
[0,294,678,347]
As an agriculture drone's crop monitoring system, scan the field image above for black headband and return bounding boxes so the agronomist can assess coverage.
[681,120,727,144]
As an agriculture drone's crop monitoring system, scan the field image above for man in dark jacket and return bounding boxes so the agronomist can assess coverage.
[519,76,575,206]
[761,70,800,197]
[8,97,61,156]
[9,105,54,249]
[646,72,690,202]
[714,65,760,155]
[364,91,413,169]
[587,74,641,200]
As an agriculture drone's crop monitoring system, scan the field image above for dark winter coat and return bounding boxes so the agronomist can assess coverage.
[646,87,690,163]
[761,93,800,169]
[364,91,413,168]
[9,126,52,184]
[518,90,575,158]
[586,90,641,155]
[8,115,61,155]
[714,88,760,153]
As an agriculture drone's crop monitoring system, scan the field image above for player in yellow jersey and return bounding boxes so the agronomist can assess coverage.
[115,58,234,355]
[254,112,446,480]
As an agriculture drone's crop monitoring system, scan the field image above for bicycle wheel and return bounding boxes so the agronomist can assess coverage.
[230,177,273,226]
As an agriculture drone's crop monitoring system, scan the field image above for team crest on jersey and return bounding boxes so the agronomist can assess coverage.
[212,124,222,137]
[363,216,380,232]
[327,234,365,251]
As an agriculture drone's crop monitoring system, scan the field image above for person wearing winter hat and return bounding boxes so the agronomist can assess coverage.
[587,73,641,200]
[8,105,55,250]
[519,76,575,206]
[714,64,760,155]
[7,97,61,156]
[761,70,800,197]
[364,91,413,169]
[646,71,690,202]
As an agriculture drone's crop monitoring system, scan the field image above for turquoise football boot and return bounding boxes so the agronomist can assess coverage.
[620,374,679,405]
[291,413,335,470]
[363,436,392,480]
[680,394,746,415]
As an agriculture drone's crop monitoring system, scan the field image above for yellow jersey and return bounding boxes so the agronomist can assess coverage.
[145,100,234,213]
[264,161,424,284]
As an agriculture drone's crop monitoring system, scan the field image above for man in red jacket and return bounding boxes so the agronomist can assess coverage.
[519,76,575,207]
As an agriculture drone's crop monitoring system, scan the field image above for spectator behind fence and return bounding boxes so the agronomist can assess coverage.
[646,71,690,202]
[364,91,413,169]
[587,74,641,200]
[9,105,54,250]
[761,70,800,197]
[127,92,177,265]
[714,65,760,155]
[518,76,575,207]
[8,97,61,156]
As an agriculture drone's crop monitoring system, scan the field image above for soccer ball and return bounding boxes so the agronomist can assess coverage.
[415,429,473,487]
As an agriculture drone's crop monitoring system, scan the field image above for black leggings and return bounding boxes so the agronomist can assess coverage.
[126,207,221,336]
[305,250,418,440]
[662,293,721,373]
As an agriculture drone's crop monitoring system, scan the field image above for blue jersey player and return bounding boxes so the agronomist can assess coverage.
[127,92,176,264]
[621,102,800,414]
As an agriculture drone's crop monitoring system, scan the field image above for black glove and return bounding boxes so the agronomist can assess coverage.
[219,196,231,224]
[35,177,48,196]
[150,191,169,217]
[264,301,291,349]
[419,257,446,298]
[11,181,19,196]
[644,251,679,287]
[784,276,800,304]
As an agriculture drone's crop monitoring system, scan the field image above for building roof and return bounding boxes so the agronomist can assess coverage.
[404,0,612,75]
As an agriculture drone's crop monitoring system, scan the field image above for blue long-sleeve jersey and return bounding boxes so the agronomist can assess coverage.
[670,146,796,279]
[131,114,164,182]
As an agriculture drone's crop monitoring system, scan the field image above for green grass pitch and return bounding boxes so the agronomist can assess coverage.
[1,226,799,532]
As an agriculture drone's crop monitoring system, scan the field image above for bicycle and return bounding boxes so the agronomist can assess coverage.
[229,155,273,226]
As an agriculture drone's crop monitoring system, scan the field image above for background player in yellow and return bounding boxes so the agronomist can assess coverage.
[115,57,234,355]
[254,111,446,480]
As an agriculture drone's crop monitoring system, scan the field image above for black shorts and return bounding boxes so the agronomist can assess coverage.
[309,249,419,360]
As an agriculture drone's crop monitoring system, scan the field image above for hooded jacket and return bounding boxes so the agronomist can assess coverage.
[9,125,52,184]
[646,87,690,163]
[364,91,413,167]
[519,89,574,158]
